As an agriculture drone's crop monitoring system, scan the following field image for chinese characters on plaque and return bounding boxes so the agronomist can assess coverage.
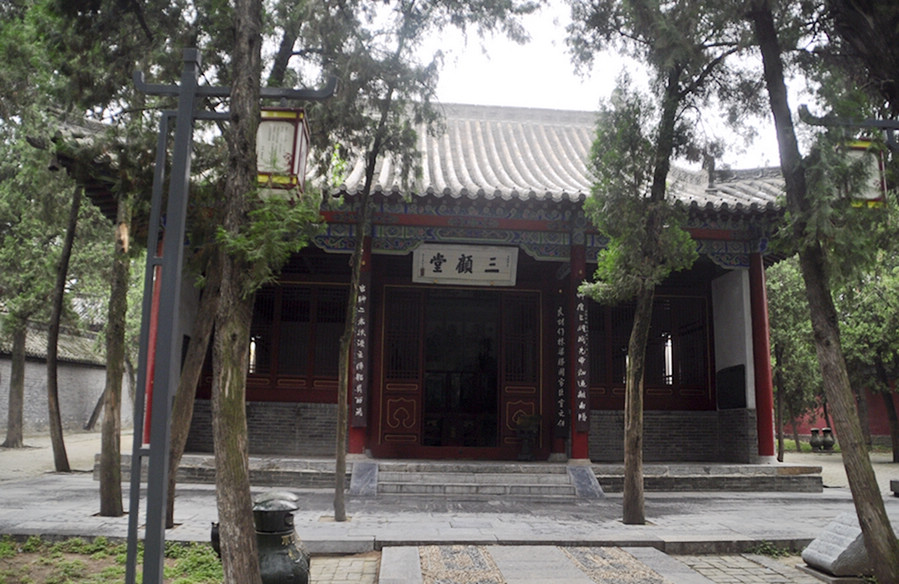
[351,273,370,427]
[412,244,518,286]
[574,294,590,432]
[555,302,569,436]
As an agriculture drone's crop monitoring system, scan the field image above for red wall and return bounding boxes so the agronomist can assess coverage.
[789,388,899,435]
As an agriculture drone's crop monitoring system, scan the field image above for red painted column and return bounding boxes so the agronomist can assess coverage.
[347,234,372,455]
[569,242,590,459]
[143,241,164,445]
[749,252,776,458]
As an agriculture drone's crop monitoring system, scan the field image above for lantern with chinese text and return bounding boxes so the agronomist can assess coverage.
[845,139,886,207]
[256,108,310,199]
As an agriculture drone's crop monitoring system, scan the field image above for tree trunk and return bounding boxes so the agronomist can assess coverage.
[99,199,130,517]
[334,187,373,522]
[2,319,27,448]
[750,4,899,581]
[212,284,259,583]
[334,320,350,522]
[787,402,801,453]
[852,384,871,448]
[47,185,82,472]
[623,286,653,525]
[84,391,104,431]
[882,392,899,463]
[212,0,263,580]
[875,359,899,462]
[774,344,785,462]
[167,252,221,528]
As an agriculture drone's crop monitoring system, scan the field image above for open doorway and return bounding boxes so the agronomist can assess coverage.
[422,289,499,447]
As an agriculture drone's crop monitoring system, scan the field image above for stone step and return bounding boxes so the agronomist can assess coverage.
[376,461,571,474]
[101,455,822,494]
[594,462,823,493]
[374,461,580,497]
[379,481,577,497]
[377,471,573,485]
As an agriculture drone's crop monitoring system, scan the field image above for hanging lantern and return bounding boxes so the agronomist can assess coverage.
[845,139,886,207]
[256,108,310,199]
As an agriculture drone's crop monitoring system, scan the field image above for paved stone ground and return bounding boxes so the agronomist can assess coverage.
[309,546,825,584]
[3,432,897,583]
[311,552,380,584]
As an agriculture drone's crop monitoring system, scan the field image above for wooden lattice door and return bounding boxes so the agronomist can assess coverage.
[379,289,424,447]
[499,293,541,448]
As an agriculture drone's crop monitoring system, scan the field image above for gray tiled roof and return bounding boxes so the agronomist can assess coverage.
[334,103,784,215]
[0,320,104,367]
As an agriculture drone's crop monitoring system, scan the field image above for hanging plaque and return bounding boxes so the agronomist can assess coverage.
[412,244,518,286]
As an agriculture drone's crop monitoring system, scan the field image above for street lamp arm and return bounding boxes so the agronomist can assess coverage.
[799,105,899,152]
[135,69,337,102]
[260,75,338,101]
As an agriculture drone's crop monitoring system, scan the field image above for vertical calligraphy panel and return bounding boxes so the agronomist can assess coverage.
[554,298,568,437]
[574,294,590,432]
[351,272,370,427]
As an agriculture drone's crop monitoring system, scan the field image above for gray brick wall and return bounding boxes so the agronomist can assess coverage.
[0,357,121,435]
[185,400,338,456]
[589,409,758,463]
[717,408,759,463]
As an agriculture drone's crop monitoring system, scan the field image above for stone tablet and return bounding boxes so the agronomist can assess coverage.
[348,460,378,497]
[801,512,872,577]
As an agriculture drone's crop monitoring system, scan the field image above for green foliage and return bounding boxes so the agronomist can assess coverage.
[216,191,324,298]
[44,557,88,583]
[303,0,537,189]
[787,133,893,284]
[748,540,792,558]
[21,537,43,554]
[163,543,223,583]
[767,256,821,421]
[836,199,899,396]
[1,537,221,584]
[0,536,15,559]
[580,78,697,304]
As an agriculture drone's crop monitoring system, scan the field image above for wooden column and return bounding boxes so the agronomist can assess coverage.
[749,252,775,458]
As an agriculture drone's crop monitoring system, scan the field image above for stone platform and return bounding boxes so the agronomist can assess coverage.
[106,454,823,495]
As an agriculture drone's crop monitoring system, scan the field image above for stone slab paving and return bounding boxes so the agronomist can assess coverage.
[2,467,899,582]
[677,553,823,584]
[310,552,379,584]
[489,545,595,583]
[371,545,825,583]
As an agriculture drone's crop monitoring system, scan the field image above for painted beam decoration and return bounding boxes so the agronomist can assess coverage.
[412,244,518,286]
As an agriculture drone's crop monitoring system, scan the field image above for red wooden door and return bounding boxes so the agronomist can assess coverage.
[378,288,424,449]
[499,292,542,448]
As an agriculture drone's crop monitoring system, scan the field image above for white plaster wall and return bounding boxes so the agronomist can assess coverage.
[711,268,756,409]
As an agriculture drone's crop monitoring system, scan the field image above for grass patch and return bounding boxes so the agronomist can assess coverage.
[0,537,222,584]
[748,540,792,558]
[781,438,841,454]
